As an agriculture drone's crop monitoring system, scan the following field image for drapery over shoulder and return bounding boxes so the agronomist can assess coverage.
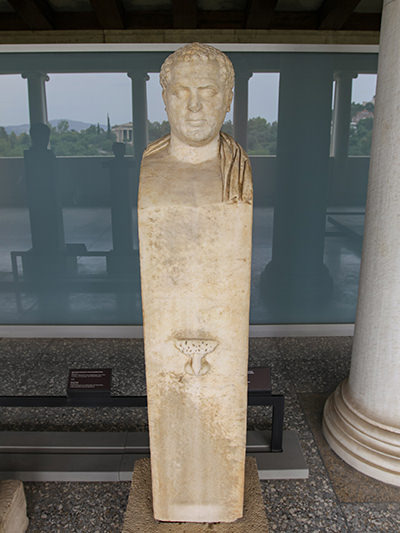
[142,132,253,204]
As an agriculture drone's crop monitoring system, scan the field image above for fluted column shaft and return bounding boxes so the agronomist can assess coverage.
[233,71,252,150]
[128,71,149,163]
[323,0,400,486]
[331,71,357,201]
[22,72,49,125]
[331,71,355,160]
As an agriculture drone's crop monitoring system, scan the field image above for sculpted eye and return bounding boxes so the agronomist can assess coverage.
[171,86,189,98]
[200,86,218,97]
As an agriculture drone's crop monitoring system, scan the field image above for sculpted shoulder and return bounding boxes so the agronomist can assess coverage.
[140,136,172,183]
[140,132,253,205]
[143,133,171,160]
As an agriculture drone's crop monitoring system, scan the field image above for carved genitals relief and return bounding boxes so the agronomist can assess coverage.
[175,339,218,376]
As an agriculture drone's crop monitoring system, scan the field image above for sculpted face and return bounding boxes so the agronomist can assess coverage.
[162,59,232,147]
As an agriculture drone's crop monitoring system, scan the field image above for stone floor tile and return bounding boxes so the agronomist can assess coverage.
[261,477,348,532]
[260,411,350,531]
[341,503,400,533]
[24,481,130,533]
[0,339,62,395]
[0,406,149,432]
[39,338,146,396]
[249,337,282,365]
[1,337,398,532]
[276,337,353,360]
[275,337,352,394]
[283,355,351,394]
[299,393,400,503]
[0,338,53,356]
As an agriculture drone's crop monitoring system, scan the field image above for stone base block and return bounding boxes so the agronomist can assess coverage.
[122,457,268,532]
[0,481,29,533]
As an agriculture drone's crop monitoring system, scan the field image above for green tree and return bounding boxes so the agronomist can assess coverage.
[107,114,111,138]
[0,117,280,157]
[349,116,373,156]
[348,100,374,156]
[148,120,170,142]
[221,120,233,136]
[49,123,115,156]
[351,102,366,117]
[247,117,277,155]
[57,120,69,133]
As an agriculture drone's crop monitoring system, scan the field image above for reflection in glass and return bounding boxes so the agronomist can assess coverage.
[16,123,70,320]
[0,52,378,325]
[259,54,334,322]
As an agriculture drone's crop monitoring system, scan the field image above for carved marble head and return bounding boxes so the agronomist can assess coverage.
[160,43,234,147]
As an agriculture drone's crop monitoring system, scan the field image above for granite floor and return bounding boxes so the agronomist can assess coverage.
[1,336,399,532]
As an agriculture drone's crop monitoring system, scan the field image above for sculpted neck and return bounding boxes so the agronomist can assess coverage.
[169,134,220,164]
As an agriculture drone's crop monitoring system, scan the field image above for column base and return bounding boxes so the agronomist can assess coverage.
[323,380,400,487]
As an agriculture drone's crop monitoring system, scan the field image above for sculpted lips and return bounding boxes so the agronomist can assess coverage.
[186,119,206,126]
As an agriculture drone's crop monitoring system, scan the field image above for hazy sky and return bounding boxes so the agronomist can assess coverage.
[0,70,377,127]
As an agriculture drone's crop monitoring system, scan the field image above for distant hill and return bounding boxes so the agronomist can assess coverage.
[3,119,107,135]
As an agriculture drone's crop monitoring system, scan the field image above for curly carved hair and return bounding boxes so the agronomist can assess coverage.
[160,43,234,94]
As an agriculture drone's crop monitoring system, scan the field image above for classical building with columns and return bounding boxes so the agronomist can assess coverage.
[112,123,133,144]
[0,1,398,531]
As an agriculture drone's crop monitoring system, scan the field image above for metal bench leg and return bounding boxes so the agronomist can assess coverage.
[271,395,284,452]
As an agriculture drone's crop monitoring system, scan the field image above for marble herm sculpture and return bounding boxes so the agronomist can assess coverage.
[138,43,253,523]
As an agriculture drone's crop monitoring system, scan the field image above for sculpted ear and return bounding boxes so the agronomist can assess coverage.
[226,90,233,112]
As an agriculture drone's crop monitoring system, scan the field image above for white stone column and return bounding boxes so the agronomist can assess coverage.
[233,70,252,150]
[127,71,150,162]
[323,0,400,486]
[331,71,356,159]
[330,71,357,200]
[128,71,149,250]
[22,72,49,125]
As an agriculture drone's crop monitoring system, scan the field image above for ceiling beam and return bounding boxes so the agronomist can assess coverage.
[89,0,125,29]
[0,8,381,33]
[318,0,363,30]
[172,0,197,29]
[198,10,243,28]
[6,0,53,30]
[271,11,318,30]
[343,12,381,32]
[52,12,101,30]
[246,0,278,29]
[125,12,173,29]
[0,13,29,30]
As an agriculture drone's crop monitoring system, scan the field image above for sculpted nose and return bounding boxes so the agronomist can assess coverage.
[187,91,202,112]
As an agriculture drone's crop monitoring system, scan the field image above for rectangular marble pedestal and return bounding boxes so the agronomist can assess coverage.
[139,198,252,522]
[122,458,268,532]
[0,481,29,533]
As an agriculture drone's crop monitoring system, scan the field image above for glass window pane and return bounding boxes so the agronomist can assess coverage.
[324,73,377,323]
[0,51,378,325]
[248,72,279,155]
[46,72,132,155]
[147,72,170,142]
